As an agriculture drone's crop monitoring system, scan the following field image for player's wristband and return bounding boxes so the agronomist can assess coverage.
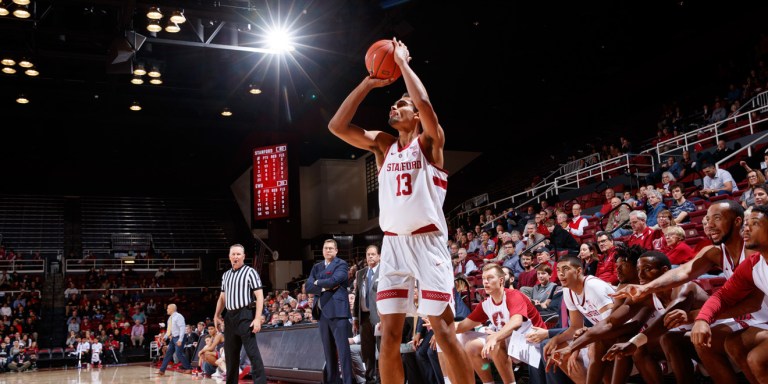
[629,333,647,347]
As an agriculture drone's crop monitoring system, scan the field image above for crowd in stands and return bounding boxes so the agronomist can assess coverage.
[0,272,43,373]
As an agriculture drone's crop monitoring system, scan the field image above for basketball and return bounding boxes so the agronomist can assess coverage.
[365,39,401,80]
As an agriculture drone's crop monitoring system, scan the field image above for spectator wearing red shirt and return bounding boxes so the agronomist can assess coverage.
[594,188,616,218]
[517,253,538,292]
[626,210,658,250]
[595,231,619,285]
[663,226,695,265]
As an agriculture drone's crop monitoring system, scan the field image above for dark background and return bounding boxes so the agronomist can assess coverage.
[1,0,767,208]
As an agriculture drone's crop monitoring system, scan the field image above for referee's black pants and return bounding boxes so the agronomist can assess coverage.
[225,307,267,384]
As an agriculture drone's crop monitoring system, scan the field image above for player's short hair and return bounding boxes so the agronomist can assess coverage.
[557,255,582,269]
[639,250,672,270]
[482,263,505,278]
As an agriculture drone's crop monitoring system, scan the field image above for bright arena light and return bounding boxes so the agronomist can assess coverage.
[265,28,296,53]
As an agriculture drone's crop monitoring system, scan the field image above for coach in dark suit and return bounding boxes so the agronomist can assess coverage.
[305,238,353,384]
[352,244,381,384]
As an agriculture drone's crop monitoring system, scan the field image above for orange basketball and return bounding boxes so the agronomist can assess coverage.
[365,39,401,80]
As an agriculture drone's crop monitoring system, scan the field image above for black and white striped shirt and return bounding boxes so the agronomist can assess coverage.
[221,264,263,311]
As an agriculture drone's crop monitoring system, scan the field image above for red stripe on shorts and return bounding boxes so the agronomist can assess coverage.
[384,223,439,236]
[421,290,451,302]
[432,176,447,189]
[377,289,410,301]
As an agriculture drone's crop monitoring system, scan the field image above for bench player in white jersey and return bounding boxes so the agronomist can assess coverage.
[455,264,546,384]
[544,255,615,383]
[693,205,768,383]
[550,246,660,384]
[327,38,473,384]
[613,200,767,383]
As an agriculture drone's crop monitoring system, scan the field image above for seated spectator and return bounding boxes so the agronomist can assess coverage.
[739,163,767,208]
[595,231,619,285]
[658,171,676,197]
[452,248,477,276]
[644,189,666,228]
[626,210,657,250]
[700,163,738,198]
[604,196,632,238]
[530,264,559,319]
[622,191,639,209]
[7,348,31,372]
[516,252,538,291]
[663,226,696,266]
[130,319,145,347]
[477,230,496,258]
[593,188,616,218]
[669,183,696,224]
[545,218,580,256]
[578,242,599,277]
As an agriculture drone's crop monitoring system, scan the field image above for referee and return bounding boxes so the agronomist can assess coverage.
[214,244,267,384]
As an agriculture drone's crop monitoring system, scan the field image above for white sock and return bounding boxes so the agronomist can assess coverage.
[443,377,451,384]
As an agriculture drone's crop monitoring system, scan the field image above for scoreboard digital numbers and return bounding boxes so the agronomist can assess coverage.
[253,144,289,220]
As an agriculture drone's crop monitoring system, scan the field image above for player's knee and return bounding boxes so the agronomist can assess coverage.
[464,340,481,355]
[746,349,768,373]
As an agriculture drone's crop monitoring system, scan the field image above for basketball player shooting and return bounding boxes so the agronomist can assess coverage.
[327,38,473,384]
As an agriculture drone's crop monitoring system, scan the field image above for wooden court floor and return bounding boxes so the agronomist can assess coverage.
[0,363,291,384]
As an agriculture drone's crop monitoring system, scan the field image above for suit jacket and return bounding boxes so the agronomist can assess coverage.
[305,257,350,320]
[352,265,379,325]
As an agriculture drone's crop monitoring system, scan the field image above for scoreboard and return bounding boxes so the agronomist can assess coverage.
[253,144,289,220]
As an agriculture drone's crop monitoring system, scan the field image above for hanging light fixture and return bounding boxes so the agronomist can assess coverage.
[24,66,38,76]
[221,107,232,117]
[169,9,185,24]
[146,6,162,20]
[147,19,162,33]
[12,4,30,18]
[1,58,15,66]
[12,0,29,5]
[164,21,180,33]
[18,58,32,68]
[0,2,10,16]
[129,101,142,111]
[2,66,16,74]
[249,84,262,95]
[133,63,146,76]
[147,66,161,78]
[149,77,162,85]
[16,94,29,104]
[130,75,144,85]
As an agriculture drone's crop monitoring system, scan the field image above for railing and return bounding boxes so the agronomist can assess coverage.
[1,289,41,298]
[76,286,218,296]
[712,131,768,170]
[64,257,201,273]
[448,99,768,229]
[0,259,46,273]
[647,91,768,162]
[450,153,655,227]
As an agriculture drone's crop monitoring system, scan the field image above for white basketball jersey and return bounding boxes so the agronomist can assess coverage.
[751,255,768,323]
[721,243,745,279]
[721,244,768,322]
[378,136,449,235]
